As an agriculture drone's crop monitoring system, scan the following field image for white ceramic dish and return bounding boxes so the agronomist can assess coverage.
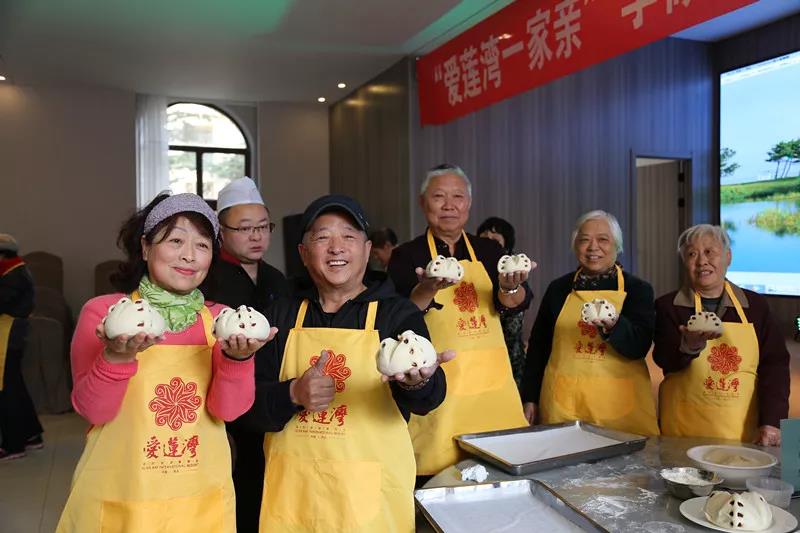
[687,445,778,489]
[679,496,797,533]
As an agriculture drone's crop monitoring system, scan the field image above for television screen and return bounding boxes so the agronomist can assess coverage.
[720,50,800,296]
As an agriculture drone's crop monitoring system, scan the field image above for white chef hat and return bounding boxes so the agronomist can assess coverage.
[216,177,264,214]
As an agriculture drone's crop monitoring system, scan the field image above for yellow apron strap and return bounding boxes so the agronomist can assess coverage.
[364,301,378,331]
[572,264,625,291]
[462,231,478,262]
[199,307,215,347]
[693,283,747,324]
[0,314,13,391]
[426,229,478,263]
[725,282,749,324]
[425,229,438,260]
[295,300,310,329]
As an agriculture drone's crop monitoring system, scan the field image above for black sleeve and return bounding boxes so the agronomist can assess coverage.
[603,275,655,360]
[653,293,699,373]
[750,294,790,427]
[479,238,533,314]
[380,298,447,419]
[0,267,34,316]
[386,244,420,299]
[238,304,300,433]
[520,280,563,403]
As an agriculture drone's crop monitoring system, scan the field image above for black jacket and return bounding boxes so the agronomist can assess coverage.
[0,258,34,352]
[241,273,447,433]
[201,257,289,310]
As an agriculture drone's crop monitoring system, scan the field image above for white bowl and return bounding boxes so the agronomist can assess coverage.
[687,445,777,489]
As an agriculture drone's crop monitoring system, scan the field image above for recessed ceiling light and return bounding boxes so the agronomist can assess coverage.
[337,82,346,89]
[317,97,326,103]
[0,75,6,81]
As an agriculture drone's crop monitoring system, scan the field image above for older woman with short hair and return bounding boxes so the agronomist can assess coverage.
[521,210,659,436]
[654,224,789,446]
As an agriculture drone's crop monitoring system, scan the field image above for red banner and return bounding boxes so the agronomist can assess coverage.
[417,0,756,125]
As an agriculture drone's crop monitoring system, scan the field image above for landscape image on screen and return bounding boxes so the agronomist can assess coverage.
[720,50,800,296]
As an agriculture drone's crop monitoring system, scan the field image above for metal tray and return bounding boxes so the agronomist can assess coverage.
[455,421,647,476]
[415,479,608,532]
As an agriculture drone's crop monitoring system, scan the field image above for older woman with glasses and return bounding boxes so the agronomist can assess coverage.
[654,224,789,446]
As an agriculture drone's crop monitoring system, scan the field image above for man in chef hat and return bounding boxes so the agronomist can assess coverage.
[201,177,288,533]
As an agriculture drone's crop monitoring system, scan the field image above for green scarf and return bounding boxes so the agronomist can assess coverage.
[138,276,205,333]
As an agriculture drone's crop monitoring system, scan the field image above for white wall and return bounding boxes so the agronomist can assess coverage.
[0,84,136,312]
[257,102,329,273]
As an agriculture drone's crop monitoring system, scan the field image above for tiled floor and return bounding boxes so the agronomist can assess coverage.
[2,340,800,532]
[0,413,86,533]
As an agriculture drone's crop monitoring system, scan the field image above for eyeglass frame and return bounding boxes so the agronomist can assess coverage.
[221,222,276,235]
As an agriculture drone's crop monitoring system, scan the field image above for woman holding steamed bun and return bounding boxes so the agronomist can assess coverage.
[521,210,659,436]
[654,223,788,446]
[57,192,275,533]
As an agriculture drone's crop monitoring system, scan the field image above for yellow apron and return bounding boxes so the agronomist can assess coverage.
[408,231,527,475]
[0,261,25,391]
[540,266,659,436]
[260,300,416,533]
[57,295,235,533]
[659,282,759,441]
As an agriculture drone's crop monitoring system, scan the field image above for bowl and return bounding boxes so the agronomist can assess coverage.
[686,445,777,488]
[660,467,724,499]
[746,477,794,509]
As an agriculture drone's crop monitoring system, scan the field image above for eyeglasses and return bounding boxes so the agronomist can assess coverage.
[221,223,276,235]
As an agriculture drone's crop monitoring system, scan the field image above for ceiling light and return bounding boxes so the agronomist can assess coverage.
[0,76,6,82]
[337,82,346,89]
[317,97,326,103]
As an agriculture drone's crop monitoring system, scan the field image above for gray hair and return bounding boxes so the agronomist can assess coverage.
[677,224,731,258]
[420,164,473,197]
[570,210,624,255]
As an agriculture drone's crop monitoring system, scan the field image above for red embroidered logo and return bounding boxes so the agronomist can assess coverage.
[453,282,479,313]
[577,320,598,338]
[707,343,741,375]
[148,377,202,430]
[309,350,352,392]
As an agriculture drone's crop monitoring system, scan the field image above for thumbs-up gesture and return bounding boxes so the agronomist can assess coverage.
[289,350,336,412]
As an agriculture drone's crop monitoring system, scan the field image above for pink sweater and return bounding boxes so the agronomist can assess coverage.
[71,293,255,425]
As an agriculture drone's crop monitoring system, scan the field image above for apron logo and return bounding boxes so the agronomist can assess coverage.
[574,340,607,358]
[577,320,598,338]
[309,350,352,392]
[453,282,478,313]
[143,434,199,459]
[708,343,741,375]
[148,377,202,430]
[703,376,740,393]
[297,404,348,426]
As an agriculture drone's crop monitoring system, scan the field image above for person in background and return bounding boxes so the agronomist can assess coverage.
[201,177,288,533]
[477,216,526,388]
[369,227,398,271]
[57,193,274,532]
[0,234,44,461]
[654,224,789,446]
[243,194,449,532]
[388,164,531,477]
[521,210,659,436]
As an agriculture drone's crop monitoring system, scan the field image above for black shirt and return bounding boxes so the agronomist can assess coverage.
[387,231,532,313]
[0,258,34,351]
[240,274,447,433]
[201,257,289,310]
[521,268,655,404]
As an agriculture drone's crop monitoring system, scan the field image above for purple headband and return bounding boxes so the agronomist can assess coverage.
[143,193,220,237]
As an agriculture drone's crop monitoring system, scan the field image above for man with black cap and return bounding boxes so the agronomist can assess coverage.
[242,194,450,533]
[200,177,288,532]
[0,234,44,461]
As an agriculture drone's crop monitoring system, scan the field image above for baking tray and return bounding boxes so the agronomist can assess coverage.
[455,421,647,476]
[415,479,608,532]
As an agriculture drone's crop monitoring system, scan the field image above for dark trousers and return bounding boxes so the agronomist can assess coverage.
[0,347,43,453]
[229,424,266,533]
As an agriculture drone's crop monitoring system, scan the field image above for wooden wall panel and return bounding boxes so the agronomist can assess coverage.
[329,57,413,241]
[410,38,715,325]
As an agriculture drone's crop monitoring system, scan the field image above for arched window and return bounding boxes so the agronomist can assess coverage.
[167,103,251,201]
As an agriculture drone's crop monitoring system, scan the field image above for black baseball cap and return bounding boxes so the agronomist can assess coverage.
[300,194,370,234]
